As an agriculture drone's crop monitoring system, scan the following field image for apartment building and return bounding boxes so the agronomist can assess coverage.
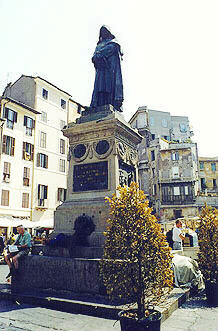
[199,157,218,193]
[129,106,200,221]
[0,75,83,228]
[129,106,193,143]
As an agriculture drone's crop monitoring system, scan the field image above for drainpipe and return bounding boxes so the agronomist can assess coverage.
[30,89,38,222]
[0,99,7,160]
[30,114,37,222]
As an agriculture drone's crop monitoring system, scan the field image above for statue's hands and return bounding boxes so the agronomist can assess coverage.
[92,53,107,69]
[114,100,123,111]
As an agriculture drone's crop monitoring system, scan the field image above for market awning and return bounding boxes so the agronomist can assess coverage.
[0,216,54,229]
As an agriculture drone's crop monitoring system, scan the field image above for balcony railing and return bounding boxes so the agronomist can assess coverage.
[161,194,194,205]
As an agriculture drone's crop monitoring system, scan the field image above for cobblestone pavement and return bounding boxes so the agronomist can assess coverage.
[0,265,217,330]
[161,293,218,331]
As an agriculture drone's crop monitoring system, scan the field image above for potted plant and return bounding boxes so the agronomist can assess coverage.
[198,204,218,306]
[100,182,173,331]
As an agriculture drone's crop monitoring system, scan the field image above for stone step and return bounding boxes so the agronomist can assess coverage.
[0,286,190,322]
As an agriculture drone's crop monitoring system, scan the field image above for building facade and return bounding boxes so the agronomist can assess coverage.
[198,157,218,193]
[129,106,202,221]
[0,75,83,228]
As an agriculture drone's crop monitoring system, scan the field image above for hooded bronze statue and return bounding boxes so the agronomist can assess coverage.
[90,26,124,112]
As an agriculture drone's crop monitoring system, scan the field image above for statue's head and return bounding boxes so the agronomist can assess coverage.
[99,26,115,43]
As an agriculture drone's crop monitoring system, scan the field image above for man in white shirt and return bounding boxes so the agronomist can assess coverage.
[172,220,185,250]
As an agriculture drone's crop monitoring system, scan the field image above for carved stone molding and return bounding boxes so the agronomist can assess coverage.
[93,139,115,159]
[70,143,90,163]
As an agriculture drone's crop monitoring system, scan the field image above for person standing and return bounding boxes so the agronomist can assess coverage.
[5,225,32,278]
[172,220,185,250]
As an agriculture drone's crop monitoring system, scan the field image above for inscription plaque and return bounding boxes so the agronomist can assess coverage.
[73,161,108,192]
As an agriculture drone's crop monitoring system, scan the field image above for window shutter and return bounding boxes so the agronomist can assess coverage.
[11,138,15,156]
[45,155,48,168]
[22,142,26,159]
[14,111,18,123]
[4,162,10,175]
[31,144,34,161]
[2,135,6,154]
[57,188,61,201]
[27,167,30,178]
[3,107,8,119]
[44,186,48,199]
[38,184,41,199]
[37,153,40,167]
[32,120,35,128]
[24,116,27,126]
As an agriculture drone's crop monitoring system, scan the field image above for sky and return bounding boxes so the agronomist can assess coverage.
[0,0,217,157]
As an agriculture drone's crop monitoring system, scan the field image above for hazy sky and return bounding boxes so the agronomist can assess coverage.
[0,0,217,157]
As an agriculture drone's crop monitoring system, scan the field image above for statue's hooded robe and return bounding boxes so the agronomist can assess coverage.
[90,26,123,111]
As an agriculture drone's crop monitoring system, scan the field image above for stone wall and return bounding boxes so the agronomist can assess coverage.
[12,255,104,296]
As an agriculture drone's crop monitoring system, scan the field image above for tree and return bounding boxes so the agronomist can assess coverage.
[198,204,218,282]
[100,182,173,319]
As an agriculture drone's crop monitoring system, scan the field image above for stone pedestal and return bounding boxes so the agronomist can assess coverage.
[54,105,142,247]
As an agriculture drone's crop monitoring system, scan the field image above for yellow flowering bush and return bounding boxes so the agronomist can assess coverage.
[100,182,173,319]
[198,205,218,282]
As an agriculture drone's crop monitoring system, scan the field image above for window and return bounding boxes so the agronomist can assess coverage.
[162,118,168,128]
[42,88,48,99]
[41,111,47,123]
[24,116,35,136]
[3,107,17,129]
[23,142,34,161]
[23,167,30,186]
[40,132,47,148]
[38,184,48,206]
[152,184,157,195]
[180,123,187,132]
[57,188,67,202]
[61,99,66,109]
[151,150,155,161]
[151,134,155,140]
[152,168,155,177]
[60,120,66,129]
[199,162,204,170]
[171,152,179,161]
[22,193,29,208]
[3,162,11,182]
[172,166,179,178]
[59,159,65,172]
[184,186,189,195]
[173,187,180,195]
[213,179,217,188]
[201,178,206,189]
[2,135,15,156]
[37,153,48,168]
[174,209,182,219]
[60,139,65,154]
[1,190,9,206]
[211,163,216,172]
[150,117,154,126]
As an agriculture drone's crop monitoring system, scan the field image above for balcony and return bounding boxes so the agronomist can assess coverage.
[159,177,195,184]
[35,199,48,211]
[161,194,195,205]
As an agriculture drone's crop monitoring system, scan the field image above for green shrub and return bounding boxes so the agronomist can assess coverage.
[198,205,218,282]
[100,182,173,319]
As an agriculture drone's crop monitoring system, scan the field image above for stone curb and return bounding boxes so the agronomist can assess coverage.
[0,287,190,322]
